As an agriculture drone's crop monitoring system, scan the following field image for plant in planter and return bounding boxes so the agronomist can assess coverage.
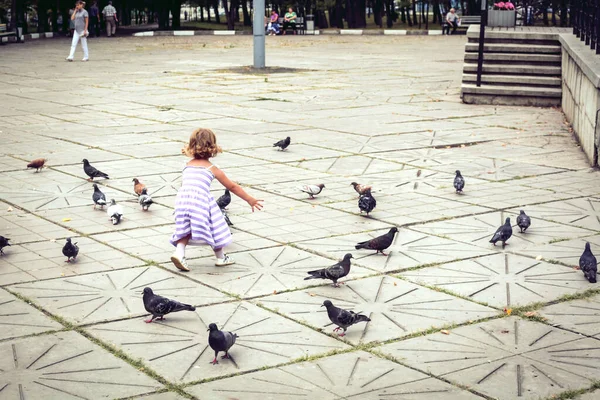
[489,1,516,27]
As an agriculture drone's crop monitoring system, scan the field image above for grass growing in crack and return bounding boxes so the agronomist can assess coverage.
[549,237,571,244]
[550,380,600,399]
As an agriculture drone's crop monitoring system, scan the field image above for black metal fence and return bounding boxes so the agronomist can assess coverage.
[572,0,600,54]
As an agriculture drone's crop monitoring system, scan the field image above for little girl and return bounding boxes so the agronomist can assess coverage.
[170,128,263,271]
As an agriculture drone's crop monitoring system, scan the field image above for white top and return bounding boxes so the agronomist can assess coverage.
[446,12,459,22]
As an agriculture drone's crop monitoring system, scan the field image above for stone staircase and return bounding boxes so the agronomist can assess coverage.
[461,26,562,106]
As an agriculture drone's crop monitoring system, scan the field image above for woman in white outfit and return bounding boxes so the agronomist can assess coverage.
[66,1,89,62]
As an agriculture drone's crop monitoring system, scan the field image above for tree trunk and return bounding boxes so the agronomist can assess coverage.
[38,0,47,33]
[384,0,393,28]
[316,10,329,28]
[170,0,182,28]
[425,1,429,29]
[542,0,549,25]
[551,4,557,26]
[373,0,383,27]
[51,5,58,32]
[241,1,251,25]
[559,0,566,26]
[411,0,417,26]
[214,1,220,23]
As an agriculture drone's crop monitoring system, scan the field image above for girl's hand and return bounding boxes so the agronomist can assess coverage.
[248,198,263,212]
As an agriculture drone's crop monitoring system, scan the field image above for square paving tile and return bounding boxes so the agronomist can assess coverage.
[517,169,600,198]
[378,317,600,400]
[8,266,231,325]
[167,246,374,298]
[231,144,348,163]
[0,201,73,245]
[0,331,162,398]
[296,228,494,273]
[401,253,591,308]
[0,236,144,286]
[538,295,600,337]
[508,197,600,232]
[0,288,63,340]
[257,275,498,344]
[84,301,349,383]
[186,351,481,399]
[412,211,595,252]
[516,235,600,267]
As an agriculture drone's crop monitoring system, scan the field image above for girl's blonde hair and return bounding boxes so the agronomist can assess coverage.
[183,128,222,159]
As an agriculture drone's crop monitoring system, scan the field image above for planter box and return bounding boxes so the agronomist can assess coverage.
[488,10,516,27]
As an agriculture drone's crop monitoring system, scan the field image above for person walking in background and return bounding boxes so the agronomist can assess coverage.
[102,0,118,37]
[89,1,100,37]
[66,1,89,61]
[68,7,75,36]
[445,8,460,35]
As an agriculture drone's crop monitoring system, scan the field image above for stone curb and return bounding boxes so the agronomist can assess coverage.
[1,31,55,43]
[132,29,452,37]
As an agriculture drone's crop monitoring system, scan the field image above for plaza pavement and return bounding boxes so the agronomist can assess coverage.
[1,34,600,399]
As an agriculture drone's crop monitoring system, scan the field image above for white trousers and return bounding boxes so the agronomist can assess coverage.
[68,30,88,59]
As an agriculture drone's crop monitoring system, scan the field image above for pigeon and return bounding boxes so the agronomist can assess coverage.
[490,217,512,247]
[516,210,531,233]
[62,238,79,262]
[138,188,154,211]
[92,184,107,210]
[27,158,46,172]
[358,189,376,215]
[221,209,233,227]
[351,182,372,196]
[273,136,291,151]
[82,159,109,181]
[322,300,371,337]
[454,170,465,193]
[0,236,11,255]
[133,178,146,196]
[580,242,597,284]
[142,287,196,323]
[216,189,231,209]
[208,323,238,365]
[304,253,353,287]
[300,184,325,199]
[107,199,124,225]
[355,227,398,255]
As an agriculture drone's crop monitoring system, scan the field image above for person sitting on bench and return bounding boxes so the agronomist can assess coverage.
[445,8,460,35]
[282,7,297,35]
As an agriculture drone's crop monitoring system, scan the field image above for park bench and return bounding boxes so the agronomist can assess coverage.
[440,6,480,34]
[277,16,305,35]
[0,23,18,43]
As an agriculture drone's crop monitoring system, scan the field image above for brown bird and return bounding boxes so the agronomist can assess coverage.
[27,158,46,172]
[351,182,372,196]
[133,178,146,196]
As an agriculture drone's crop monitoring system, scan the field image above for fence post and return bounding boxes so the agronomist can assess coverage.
[476,0,487,87]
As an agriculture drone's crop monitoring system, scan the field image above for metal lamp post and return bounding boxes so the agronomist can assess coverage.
[476,0,488,87]
[253,0,266,68]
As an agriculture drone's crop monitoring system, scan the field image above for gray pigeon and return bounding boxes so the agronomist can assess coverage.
[358,189,376,215]
[142,287,196,323]
[139,188,153,211]
[92,184,107,210]
[322,300,371,336]
[580,242,597,284]
[299,184,325,199]
[107,199,123,225]
[304,253,353,287]
[0,236,11,255]
[216,189,231,209]
[208,323,238,365]
[517,210,531,233]
[273,136,291,151]
[490,217,512,247]
[221,209,233,227]
[83,159,109,181]
[355,227,398,255]
[62,238,79,262]
[454,170,465,193]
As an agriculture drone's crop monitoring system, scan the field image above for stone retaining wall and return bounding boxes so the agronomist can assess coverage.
[560,34,600,166]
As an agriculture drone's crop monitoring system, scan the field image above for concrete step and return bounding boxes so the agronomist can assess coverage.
[461,83,562,98]
[463,63,561,76]
[462,73,562,87]
[465,42,561,54]
[464,52,561,64]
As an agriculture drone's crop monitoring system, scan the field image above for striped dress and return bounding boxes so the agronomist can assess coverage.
[170,165,232,249]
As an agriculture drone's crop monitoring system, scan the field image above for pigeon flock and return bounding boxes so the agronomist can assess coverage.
[0,137,596,369]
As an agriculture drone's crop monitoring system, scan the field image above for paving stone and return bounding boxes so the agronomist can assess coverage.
[296,227,494,273]
[0,236,144,286]
[8,266,230,325]
[508,197,600,232]
[538,294,600,337]
[85,301,349,383]
[54,158,181,180]
[378,317,600,400]
[517,169,600,198]
[166,246,373,298]
[0,331,162,398]
[514,235,600,267]
[577,390,600,399]
[0,200,73,245]
[258,275,498,344]
[129,392,188,400]
[401,253,591,308]
[186,351,481,399]
[0,288,62,340]
[412,211,595,252]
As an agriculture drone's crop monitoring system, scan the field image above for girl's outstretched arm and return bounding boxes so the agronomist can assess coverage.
[213,166,263,212]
